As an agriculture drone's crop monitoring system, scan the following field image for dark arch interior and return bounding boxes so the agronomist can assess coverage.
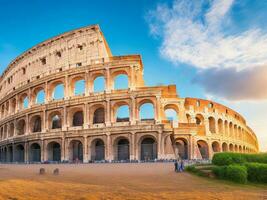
[73,111,84,126]
[30,143,41,162]
[141,138,157,161]
[32,116,42,132]
[117,139,129,161]
[93,108,105,124]
[91,139,105,161]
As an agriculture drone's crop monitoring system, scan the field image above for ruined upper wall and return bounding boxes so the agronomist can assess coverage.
[0,25,112,98]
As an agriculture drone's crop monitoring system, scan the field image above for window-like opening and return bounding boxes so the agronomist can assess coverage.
[17,119,26,135]
[73,111,84,126]
[32,116,42,133]
[208,117,216,133]
[22,68,26,74]
[76,62,82,67]
[36,89,45,104]
[208,102,213,108]
[93,108,105,124]
[74,80,85,96]
[52,114,61,129]
[114,74,128,90]
[41,57,46,65]
[53,83,64,100]
[139,103,154,121]
[93,76,105,92]
[56,51,61,58]
[116,105,129,122]
[23,96,29,109]
[77,44,83,50]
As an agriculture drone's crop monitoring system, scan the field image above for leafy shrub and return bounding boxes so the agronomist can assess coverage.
[185,165,197,173]
[212,166,227,179]
[245,163,267,183]
[225,165,247,184]
[212,153,267,166]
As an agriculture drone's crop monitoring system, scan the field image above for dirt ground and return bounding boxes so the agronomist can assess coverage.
[0,163,266,200]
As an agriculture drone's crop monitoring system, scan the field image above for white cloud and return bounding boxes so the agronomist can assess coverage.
[147,0,267,71]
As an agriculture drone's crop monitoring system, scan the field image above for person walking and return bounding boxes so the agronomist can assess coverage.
[174,159,178,172]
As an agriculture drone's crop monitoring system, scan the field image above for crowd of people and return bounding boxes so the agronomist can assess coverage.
[174,158,184,172]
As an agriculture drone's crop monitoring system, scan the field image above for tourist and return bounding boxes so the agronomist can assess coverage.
[179,159,185,172]
[174,159,178,172]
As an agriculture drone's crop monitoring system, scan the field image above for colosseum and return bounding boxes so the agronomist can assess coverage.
[0,25,259,163]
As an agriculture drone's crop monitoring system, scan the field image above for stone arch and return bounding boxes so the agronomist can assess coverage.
[224,120,228,136]
[29,143,41,162]
[218,119,223,134]
[49,80,65,100]
[30,115,42,133]
[212,141,220,153]
[112,70,129,90]
[174,138,188,159]
[229,122,233,137]
[92,73,105,92]
[139,135,158,161]
[114,136,130,161]
[222,142,228,152]
[91,138,105,161]
[14,144,24,162]
[19,93,29,109]
[47,141,61,162]
[234,144,238,152]
[239,145,242,152]
[70,107,84,127]
[70,75,85,96]
[138,99,155,121]
[49,111,62,129]
[16,119,26,135]
[229,143,234,152]
[186,113,191,123]
[195,114,204,125]
[164,104,179,126]
[208,117,216,134]
[10,98,16,113]
[9,123,15,137]
[7,145,13,162]
[32,86,45,104]
[69,139,83,162]
[93,107,105,124]
[113,101,130,122]
[197,140,209,159]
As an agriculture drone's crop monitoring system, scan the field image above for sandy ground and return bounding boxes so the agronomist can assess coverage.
[0,163,266,200]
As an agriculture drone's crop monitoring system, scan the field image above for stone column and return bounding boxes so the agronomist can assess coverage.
[129,65,136,90]
[64,75,70,99]
[156,96,161,123]
[41,140,45,162]
[62,106,68,131]
[25,114,29,135]
[25,142,29,163]
[105,99,111,126]
[28,88,32,107]
[44,81,49,103]
[83,136,88,163]
[130,96,136,125]
[105,67,111,92]
[83,103,89,129]
[106,134,111,161]
[85,70,90,96]
[130,132,135,160]
[157,130,162,159]
[42,110,46,132]
[61,137,65,162]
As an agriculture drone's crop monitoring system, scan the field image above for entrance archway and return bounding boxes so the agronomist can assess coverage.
[30,143,41,162]
[47,142,61,162]
[116,138,129,161]
[69,140,83,162]
[14,144,25,162]
[91,139,105,161]
[175,138,188,159]
[197,140,209,159]
[141,137,157,161]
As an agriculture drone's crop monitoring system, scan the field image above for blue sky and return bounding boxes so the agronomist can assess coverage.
[0,0,267,150]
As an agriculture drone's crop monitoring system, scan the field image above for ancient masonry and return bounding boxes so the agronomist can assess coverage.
[0,25,259,163]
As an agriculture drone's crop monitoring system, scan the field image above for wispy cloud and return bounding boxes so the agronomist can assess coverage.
[147,0,267,71]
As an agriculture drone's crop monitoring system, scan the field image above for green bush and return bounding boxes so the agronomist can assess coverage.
[185,165,197,173]
[212,165,247,184]
[245,163,267,183]
[226,165,247,184]
[212,166,227,179]
[212,153,267,166]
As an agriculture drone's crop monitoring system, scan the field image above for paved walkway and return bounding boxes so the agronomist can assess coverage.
[0,163,266,200]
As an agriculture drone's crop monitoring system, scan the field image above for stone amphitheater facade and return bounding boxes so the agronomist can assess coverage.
[0,25,259,163]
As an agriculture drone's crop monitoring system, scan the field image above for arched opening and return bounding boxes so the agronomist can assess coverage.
[93,108,105,124]
[165,108,178,127]
[115,138,130,161]
[139,102,154,121]
[36,89,45,104]
[116,105,129,122]
[47,142,61,162]
[234,144,238,152]
[218,119,223,134]
[222,142,228,152]
[197,140,209,159]
[114,74,128,90]
[74,79,85,96]
[73,111,84,126]
[224,121,228,136]
[239,145,242,153]
[195,114,204,125]
[69,140,83,162]
[212,141,220,153]
[53,83,64,100]
[7,146,13,162]
[229,143,234,152]
[91,139,105,161]
[23,96,29,109]
[208,117,216,133]
[174,138,188,159]
[14,144,24,162]
[229,122,233,137]
[31,115,42,133]
[186,114,191,123]
[51,114,62,129]
[16,119,26,135]
[141,137,157,161]
[93,76,105,92]
[11,98,16,113]
[30,143,41,162]
[9,123,15,137]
